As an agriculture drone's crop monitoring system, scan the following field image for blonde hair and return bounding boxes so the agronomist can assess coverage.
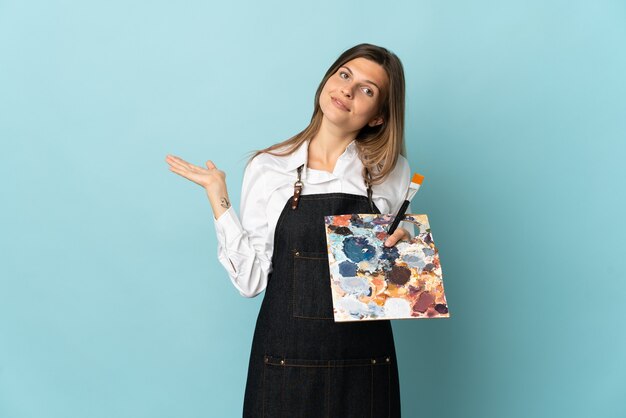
[246,43,406,186]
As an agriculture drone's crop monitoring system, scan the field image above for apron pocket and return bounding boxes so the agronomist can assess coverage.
[262,355,392,418]
[292,250,334,320]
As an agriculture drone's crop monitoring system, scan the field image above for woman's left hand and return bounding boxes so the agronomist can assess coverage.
[384,227,412,247]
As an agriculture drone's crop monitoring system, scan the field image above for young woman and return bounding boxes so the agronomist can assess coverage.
[166,43,413,417]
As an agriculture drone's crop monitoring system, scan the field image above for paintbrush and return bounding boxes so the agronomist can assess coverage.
[387,173,424,236]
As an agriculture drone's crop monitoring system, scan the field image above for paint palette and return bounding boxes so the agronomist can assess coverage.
[324,213,450,322]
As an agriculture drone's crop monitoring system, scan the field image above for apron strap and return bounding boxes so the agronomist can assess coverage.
[291,164,304,210]
[291,163,374,212]
[364,167,375,213]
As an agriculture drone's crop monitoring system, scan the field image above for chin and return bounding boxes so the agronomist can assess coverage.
[320,99,347,123]
[321,111,349,128]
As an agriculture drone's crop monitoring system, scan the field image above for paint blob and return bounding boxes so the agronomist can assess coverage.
[338,260,358,277]
[386,266,411,286]
[342,236,376,263]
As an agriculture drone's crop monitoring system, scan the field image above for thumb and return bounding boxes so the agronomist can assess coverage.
[384,228,406,247]
[384,231,398,247]
[205,160,216,170]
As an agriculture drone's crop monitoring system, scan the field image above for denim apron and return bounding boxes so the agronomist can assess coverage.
[243,164,401,417]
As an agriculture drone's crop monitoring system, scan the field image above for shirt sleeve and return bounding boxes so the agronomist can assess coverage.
[212,156,272,298]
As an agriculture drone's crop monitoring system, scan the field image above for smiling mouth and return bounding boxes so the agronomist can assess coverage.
[332,98,349,111]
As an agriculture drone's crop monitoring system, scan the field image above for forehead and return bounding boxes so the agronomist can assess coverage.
[341,57,388,89]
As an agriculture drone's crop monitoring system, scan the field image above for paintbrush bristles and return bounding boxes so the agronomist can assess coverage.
[412,173,424,185]
[404,172,424,201]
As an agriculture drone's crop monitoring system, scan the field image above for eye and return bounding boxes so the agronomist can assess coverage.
[339,71,349,79]
[362,87,374,97]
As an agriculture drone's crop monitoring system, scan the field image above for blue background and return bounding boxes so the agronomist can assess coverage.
[1,1,625,417]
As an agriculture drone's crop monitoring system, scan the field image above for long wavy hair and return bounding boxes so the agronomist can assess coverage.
[246,43,406,186]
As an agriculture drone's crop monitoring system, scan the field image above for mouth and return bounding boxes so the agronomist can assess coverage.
[331,96,350,111]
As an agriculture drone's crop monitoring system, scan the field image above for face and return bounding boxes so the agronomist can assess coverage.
[319,57,388,132]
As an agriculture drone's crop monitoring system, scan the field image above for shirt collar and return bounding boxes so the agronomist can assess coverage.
[284,139,310,173]
[283,138,358,173]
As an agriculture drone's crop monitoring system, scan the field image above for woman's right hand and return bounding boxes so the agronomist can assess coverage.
[165,154,226,193]
[165,154,232,219]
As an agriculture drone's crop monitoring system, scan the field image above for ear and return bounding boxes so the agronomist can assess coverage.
[368,115,384,127]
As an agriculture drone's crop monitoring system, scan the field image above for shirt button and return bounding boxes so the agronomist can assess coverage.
[371,359,377,364]
[386,357,390,363]
[280,360,285,365]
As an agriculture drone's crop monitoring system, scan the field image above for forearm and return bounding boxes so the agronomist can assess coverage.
[217,241,271,298]
[212,155,271,297]
[213,208,272,298]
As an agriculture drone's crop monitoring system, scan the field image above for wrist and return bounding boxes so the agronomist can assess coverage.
[205,182,227,196]
[205,187,231,220]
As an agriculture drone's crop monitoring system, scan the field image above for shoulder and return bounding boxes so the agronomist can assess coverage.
[384,154,411,186]
[243,145,300,194]
[245,143,296,173]
[395,154,410,172]
[371,154,411,206]
[244,153,281,180]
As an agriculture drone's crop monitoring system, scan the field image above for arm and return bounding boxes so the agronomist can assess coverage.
[212,157,272,298]
[165,153,271,298]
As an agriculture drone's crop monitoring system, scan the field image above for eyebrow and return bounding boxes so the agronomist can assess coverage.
[340,66,381,92]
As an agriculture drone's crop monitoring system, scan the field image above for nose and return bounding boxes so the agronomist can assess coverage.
[340,84,353,98]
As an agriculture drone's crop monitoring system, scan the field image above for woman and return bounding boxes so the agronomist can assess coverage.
[166,43,413,417]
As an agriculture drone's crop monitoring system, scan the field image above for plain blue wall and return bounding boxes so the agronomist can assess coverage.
[1,1,625,417]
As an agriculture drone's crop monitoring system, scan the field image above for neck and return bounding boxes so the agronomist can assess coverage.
[308,118,358,168]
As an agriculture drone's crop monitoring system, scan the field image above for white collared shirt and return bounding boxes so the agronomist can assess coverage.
[213,139,414,298]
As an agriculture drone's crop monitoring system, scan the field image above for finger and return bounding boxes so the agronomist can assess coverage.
[168,164,187,178]
[168,164,199,183]
[165,155,188,169]
[384,228,408,247]
[205,160,216,170]
[166,157,188,171]
[166,154,186,163]
[395,227,410,241]
[168,156,203,173]
[383,236,396,247]
[167,155,196,171]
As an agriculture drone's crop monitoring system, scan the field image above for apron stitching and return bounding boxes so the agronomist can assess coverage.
[388,360,391,418]
[264,363,379,368]
[326,362,331,418]
[292,251,296,318]
[281,354,286,415]
[293,315,333,320]
[262,356,266,418]
[292,247,333,320]
[371,363,374,418]
[295,194,369,201]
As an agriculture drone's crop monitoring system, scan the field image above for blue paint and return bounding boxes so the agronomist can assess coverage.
[335,297,384,319]
[402,254,426,269]
[342,236,376,263]
[380,245,400,262]
[338,260,358,277]
[365,301,385,318]
[339,276,371,297]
